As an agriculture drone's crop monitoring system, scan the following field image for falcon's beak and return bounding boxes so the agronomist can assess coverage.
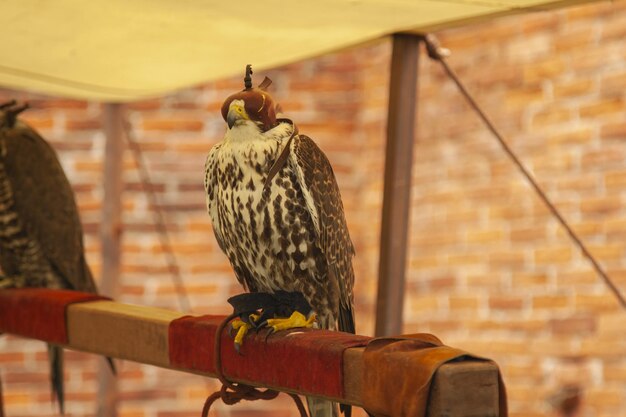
[227,109,237,129]
[227,103,248,129]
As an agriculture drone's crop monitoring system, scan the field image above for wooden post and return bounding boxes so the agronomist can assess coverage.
[375,34,421,337]
[98,103,125,417]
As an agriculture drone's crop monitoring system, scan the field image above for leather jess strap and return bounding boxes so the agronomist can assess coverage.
[263,119,299,191]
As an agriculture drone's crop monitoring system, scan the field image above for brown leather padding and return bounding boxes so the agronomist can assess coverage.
[362,333,507,417]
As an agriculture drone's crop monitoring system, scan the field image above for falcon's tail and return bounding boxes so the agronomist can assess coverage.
[48,344,64,414]
[338,304,355,417]
[307,397,339,417]
[0,370,6,417]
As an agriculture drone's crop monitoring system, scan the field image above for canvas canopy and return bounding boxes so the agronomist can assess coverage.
[0,0,596,102]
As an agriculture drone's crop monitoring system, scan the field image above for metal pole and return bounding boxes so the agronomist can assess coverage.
[375,34,421,337]
[98,103,124,417]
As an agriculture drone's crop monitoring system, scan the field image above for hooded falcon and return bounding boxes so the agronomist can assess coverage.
[0,101,113,413]
[204,67,355,417]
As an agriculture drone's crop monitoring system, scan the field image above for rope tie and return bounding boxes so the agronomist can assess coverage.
[123,119,191,312]
[421,34,626,309]
[201,313,309,417]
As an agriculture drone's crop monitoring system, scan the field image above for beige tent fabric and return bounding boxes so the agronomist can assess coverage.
[0,0,598,102]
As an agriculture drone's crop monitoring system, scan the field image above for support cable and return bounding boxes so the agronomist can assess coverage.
[123,119,191,312]
[421,34,626,309]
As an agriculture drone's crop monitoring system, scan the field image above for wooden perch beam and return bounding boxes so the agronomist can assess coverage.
[1,292,501,417]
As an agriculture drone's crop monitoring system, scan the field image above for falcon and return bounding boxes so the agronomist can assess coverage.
[0,101,113,413]
[204,66,355,417]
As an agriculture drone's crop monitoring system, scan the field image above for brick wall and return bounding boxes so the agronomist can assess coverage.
[1,1,625,416]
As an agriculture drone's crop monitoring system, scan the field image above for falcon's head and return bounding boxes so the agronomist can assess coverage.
[0,100,28,157]
[0,100,26,129]
[221,65,277,132]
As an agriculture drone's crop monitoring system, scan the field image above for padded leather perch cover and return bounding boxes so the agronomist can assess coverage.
[362,334,508,417]
[0,288,109,344]
[168,314,370,399]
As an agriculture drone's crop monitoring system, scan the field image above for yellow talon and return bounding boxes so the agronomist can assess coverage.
[233,322,250,347]
[266,311,317,332]
[230,313,261,352]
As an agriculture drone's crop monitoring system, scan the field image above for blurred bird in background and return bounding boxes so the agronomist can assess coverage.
[0,100,114,414]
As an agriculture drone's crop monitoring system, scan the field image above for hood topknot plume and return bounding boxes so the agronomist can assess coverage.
[220,65,277,131]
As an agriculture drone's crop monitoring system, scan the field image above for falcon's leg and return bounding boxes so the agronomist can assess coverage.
[265,311,317,333]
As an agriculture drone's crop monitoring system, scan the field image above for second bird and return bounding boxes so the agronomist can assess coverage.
[0,101,113,414]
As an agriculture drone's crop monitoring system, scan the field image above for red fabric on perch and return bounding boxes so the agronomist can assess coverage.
[169,315,370,399]
[0,288,109,344]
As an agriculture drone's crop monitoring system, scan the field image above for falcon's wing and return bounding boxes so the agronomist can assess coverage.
[290,134,355,334]
[3,123,96,292]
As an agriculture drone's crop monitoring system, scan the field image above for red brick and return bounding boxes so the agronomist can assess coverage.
[600,14,626,41]
[119,408,146,417]
[466,228,504,243]
[66,118,102,130]
[141,117,204,131]
[523,58,566,82]
[534,246,573,264]
[510,226,547,243]
[2,392,31,406]
[586,243,625,260]
[586,392,625,413]
[533,295,570,309]
[554,27,594,51]
[4,371,48,383]
[580,98,625,118]
[127,99,163,111]
[533,106,574,126]
[505,85,544,106]
[580,197,621,216]
[606,218,626,237]
[549,316,596,335]
[512,272,549,287]
[423,275,457,291]
[597,313,626,337]
[547,127,593,146]
[28,99,89,109]
[21,114,54,129]
[555,270,597,286]
[0,352,25,362]
[174,141,211,153]
[575,294,622,312]
[489,295,525,310]
[565,2,614,21]
[601,71,626,96]
[521,12,561,32]
[408,295,440,312]
[601,122,626,141]
[604,363,626,383]
[449,295,479,310]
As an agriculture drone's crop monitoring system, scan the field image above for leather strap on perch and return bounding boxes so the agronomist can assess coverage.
[362,334,508,417]
[201,313,308,417]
